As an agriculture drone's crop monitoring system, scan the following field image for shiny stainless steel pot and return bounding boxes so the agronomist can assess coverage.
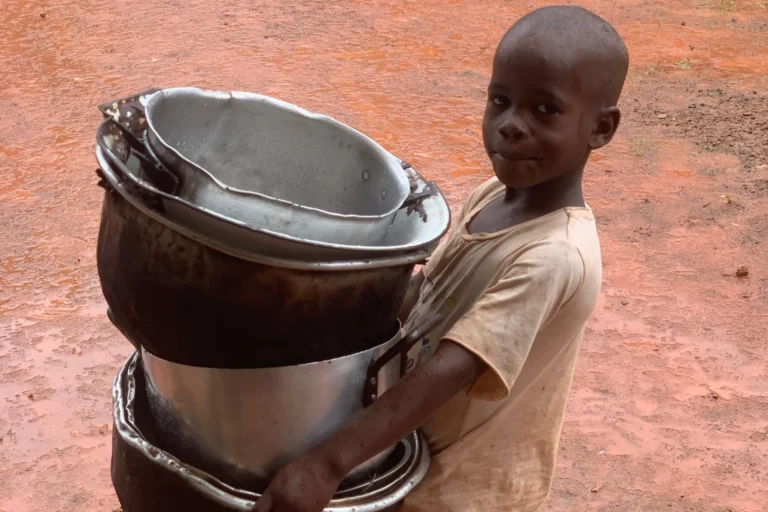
[144,87,410,246]
[113,352,430,510]
[138,312,444,490]
[141,326,401,485]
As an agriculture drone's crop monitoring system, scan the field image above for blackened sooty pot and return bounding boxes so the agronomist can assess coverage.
[97,185,417,368]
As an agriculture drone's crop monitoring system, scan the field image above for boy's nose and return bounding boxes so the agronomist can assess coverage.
[498,117,528,142]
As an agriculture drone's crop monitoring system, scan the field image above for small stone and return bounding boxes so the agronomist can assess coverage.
[735,266,749,278]
[658,113,668,119]
[681,21,686,26]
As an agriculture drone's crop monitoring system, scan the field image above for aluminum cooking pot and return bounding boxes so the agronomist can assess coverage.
[95,123,449,262]
[144,87,411,246]
[113,352,430,511]
[97,90,449,260]
[141,326,402,486]
[139,314,440,491]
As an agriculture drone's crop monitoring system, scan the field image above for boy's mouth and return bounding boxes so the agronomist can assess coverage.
[492,149,540,162]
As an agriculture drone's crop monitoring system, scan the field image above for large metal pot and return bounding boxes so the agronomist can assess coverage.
[141,324,402,486]
[95,127,449,262]
[113,352,430,510]
[97,179,419,368]
[144,87,411,246]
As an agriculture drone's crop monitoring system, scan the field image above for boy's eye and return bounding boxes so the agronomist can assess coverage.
[490,96,508,107]
[536,103,560,115]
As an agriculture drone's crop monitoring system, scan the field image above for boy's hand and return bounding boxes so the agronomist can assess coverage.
[254,340,483,512]
[253,454,342,512]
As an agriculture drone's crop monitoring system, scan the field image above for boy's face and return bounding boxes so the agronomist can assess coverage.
[482,36,611,189]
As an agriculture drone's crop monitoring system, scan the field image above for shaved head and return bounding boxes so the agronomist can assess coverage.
[500,6,629,106]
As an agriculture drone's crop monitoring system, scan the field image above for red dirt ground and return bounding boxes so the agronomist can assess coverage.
[1,1,766,511]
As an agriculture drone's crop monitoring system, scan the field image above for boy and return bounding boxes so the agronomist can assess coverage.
[255,5,628,511]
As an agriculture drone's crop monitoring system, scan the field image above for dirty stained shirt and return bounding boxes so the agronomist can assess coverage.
[401,177,602,512]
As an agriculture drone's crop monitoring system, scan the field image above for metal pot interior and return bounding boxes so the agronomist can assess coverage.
[145,88,409,217]
[96,140,448,262]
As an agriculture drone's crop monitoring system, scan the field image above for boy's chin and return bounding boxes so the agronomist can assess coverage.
[492,165,539,190]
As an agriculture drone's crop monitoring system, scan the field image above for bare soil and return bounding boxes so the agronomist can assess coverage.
[1,0,767,511]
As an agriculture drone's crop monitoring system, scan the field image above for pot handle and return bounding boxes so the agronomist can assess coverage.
[399,185,437,211]
[98,116,181,196]
[98,88,159,123]
[396,161,440,221]
[362,312,445,406]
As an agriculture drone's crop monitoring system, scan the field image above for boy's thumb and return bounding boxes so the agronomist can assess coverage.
[252,493,273,512]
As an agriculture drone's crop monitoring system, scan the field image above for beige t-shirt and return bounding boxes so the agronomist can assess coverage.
[401,178,602,512]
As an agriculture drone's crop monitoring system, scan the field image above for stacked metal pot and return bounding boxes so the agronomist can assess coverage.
[96,88,449,511]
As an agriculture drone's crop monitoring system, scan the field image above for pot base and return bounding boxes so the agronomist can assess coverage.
[113,352,429,511]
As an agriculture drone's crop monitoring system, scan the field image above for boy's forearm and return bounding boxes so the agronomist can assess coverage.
[313,341,484,480]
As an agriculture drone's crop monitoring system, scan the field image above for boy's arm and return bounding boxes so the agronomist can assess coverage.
[398,269,425,324]
[253,340,484,512]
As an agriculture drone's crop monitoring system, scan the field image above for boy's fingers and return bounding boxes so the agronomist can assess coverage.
[252,493,273,512]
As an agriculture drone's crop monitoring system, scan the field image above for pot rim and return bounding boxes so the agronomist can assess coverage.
[97,143,434,271]
[97,119,450,257]
[140,321,402,371]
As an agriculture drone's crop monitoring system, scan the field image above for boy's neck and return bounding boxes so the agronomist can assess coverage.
[503,169,585,212]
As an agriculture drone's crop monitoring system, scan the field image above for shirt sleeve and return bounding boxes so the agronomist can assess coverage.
[442,240,586,401]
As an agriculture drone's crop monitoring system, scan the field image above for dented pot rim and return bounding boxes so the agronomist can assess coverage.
[97,144,434,271]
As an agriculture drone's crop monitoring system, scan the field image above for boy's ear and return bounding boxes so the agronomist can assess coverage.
[589,106,621,151]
